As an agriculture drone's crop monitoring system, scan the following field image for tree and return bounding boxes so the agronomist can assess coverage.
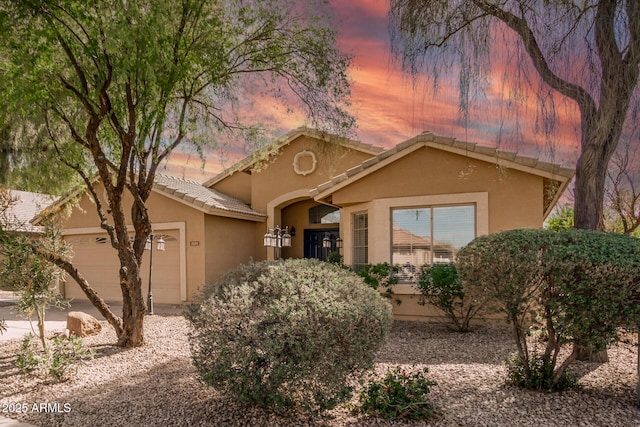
[457,229,640,392]
[545,205,575,232]
[389,1,640,231]
[0,122,79,195]
[0,227,70,351]
[389,0,640,362]
[0,0,354,347]
[605,140,640,235]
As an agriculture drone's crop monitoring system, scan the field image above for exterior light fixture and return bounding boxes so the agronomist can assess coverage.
[145,233,166,315]
[336,236,343,250]
[263,225,292,259]
[322,234,331,249]
[263,227,274,247]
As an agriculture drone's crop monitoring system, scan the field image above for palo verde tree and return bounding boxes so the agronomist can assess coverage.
[389,1,640,231]
[0,0,354,347]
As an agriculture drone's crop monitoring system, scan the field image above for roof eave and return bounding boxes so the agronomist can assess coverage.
[203,126,384,188]
[151,187,266,222]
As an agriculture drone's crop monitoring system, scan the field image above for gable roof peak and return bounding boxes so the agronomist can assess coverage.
[203,127,383,188]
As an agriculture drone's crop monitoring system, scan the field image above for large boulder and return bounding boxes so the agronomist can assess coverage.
[66,311,102,337]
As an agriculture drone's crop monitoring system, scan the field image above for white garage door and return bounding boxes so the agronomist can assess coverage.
[64,231,181,304]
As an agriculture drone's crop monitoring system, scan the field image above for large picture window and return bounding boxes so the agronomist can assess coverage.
[392,205,475,282]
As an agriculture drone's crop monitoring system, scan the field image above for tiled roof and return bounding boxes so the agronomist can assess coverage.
[203,126,384,187]
[154,174,265,219]
[312,131,575,198]
[2,190,55,233]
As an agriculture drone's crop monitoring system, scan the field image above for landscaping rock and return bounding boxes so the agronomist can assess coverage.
[66,311,102,337]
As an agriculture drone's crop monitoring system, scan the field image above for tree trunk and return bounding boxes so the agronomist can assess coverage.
[572,123,617,363]
[117,263,147,347]
[40,249,124,337]
[636,330,640,408]
[573,145,608,231]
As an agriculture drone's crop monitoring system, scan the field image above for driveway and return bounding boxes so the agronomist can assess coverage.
[0,290,186,342]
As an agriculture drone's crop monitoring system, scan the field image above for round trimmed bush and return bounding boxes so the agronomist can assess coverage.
[185,258,393,413]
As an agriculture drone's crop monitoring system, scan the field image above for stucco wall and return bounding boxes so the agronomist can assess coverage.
[203,215,257,291]
[59,183,206,302]
[331,146,544,232]
[210,171,252,204]
[248,136,374,212]
[331,145,546,320]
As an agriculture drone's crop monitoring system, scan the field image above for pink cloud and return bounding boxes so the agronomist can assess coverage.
[164,0,584,178]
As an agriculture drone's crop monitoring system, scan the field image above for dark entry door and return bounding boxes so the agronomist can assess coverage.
[304,228,339,261]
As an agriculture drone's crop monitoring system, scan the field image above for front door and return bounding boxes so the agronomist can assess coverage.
[304,228,339,261]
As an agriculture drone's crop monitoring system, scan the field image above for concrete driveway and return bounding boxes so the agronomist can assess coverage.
[0,291,186,342]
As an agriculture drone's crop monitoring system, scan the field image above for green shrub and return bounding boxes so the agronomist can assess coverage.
[186,258,393,413]
[0,227,70,350]
[457,228,640,391]
[358,366,438,420]
[505,352,578,391]
[15,333,94,382]
[416,263,486,332]
[326,250,343,265]
[356,262,400,302]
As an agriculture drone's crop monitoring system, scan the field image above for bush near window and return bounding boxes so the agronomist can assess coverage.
[416,263,488,332]
[357,262,400,302]
[357,366,438,420]
[457,228,640,391]
[186,258,393,413]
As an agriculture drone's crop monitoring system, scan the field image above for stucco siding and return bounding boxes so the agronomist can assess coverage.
[250,136,374,213]
[210,171,252,205]
[331,146,544,230]
[59,183,205,303]
[203,215,257,289]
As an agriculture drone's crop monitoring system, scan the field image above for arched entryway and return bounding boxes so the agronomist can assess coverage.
[267,192,341,261]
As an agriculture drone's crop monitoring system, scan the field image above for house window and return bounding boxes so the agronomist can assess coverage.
[352,212,368,272]
[392,205,475,282]
[309,204,340,224]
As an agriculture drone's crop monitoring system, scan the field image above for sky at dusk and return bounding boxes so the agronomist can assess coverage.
[162,0,583,182]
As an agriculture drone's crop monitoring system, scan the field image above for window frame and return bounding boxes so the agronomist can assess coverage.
[352,211,368,272]
[391,203,476,283]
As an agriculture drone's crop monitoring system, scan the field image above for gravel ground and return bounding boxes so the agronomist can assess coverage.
[1,316,638,426]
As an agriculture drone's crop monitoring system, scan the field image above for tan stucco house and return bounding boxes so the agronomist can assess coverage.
[35,127,573,320]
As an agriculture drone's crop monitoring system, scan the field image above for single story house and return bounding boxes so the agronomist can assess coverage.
[34,127,573,320]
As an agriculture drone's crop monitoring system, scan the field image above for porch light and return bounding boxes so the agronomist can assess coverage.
[145,233,166,316]
[336,236,343,249]
[322,234,331,249]
[263,227,274,247]
[263,225,291,259]
[281,227,292,247]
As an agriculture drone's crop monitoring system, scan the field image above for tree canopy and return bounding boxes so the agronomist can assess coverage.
[0,0,354,346]
[390,0,640,231]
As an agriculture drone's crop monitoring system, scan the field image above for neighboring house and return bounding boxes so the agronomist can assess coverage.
[0,189,56,289]
[1,190,55,234]
[33,127,573,320]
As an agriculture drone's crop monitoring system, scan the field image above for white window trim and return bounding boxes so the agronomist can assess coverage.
[341,193,488,295]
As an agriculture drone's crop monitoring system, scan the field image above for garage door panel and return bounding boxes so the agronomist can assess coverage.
[64,231,181,304]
